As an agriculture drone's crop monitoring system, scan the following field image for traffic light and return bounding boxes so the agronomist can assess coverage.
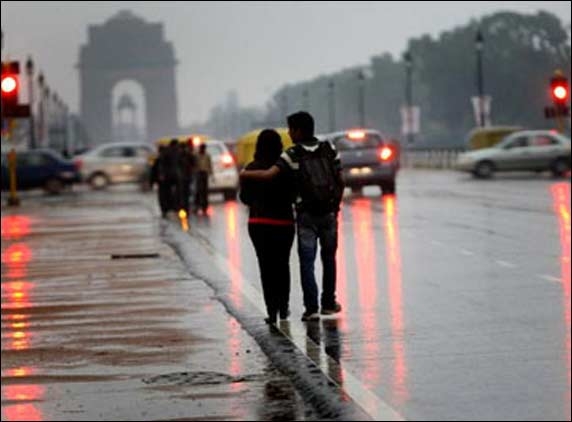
[1,61,29,118]
[2,61,20,106]
[551,73,569,106]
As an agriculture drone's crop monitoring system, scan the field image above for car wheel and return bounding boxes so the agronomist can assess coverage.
[551,158,570,178]
[223,189,237,201]
[380,180,396,195]
[44,178,63,195]
[89,173,109,190]
[474,161,495,179]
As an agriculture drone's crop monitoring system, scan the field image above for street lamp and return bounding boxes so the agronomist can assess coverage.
[37,72,45,147]
[25,56,36,149]
[403,51,414,144]
[328,79,335,132]
[44,85,50,148]
[357,69,365,127]
[475,28,485,127]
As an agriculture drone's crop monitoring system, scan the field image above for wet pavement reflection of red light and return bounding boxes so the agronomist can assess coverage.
[382,195,408,405]
[1,215,44,421]
[550,183,571,407]
[1,216,31,240]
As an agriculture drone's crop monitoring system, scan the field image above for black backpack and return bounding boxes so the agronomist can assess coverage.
[293,142,343,215]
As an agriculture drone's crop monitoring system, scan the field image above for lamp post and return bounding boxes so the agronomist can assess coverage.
[44,85,50,148]
[328,79,335,132]
[358,69,365,127]
[53,92,61,152]
[37,72,45,147]
[403,51,414,144]
[475,28,485,127]
[25,56,36,149]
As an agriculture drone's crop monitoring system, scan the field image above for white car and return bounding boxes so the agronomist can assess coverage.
[204,140,239,200]
[75,142,155,189]
[456,130,571,178]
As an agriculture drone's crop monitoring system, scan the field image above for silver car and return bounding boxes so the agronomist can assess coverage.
[456,130,571,178]
[75,142,155,189]
[204,139,239,200]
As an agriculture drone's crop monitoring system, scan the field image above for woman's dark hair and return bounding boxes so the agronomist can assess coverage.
[254,129,283,163]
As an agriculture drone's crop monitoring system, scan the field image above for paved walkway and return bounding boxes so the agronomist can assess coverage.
[1,193,311,421]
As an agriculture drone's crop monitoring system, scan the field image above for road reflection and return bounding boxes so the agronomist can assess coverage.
[1,216,44,421]
[350,199,382,389]
[382,194,408,405]
[550,183,571,412]
[338,194,408,403]
[224,201,244,309]
[1,216,31,240]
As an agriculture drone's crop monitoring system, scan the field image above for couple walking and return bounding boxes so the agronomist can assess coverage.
[240,111,345,323]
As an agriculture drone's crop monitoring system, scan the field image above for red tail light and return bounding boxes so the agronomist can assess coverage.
[221,153,234,168]
[73,159,83,170]
[379,147,393,161]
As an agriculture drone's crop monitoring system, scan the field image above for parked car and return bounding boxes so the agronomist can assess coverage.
[320,129,400,195]
[75,142,155,189]
[456,130,571,178]
[1,149,81,194]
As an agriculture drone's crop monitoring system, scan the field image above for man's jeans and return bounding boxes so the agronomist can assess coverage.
[297,211,338,313]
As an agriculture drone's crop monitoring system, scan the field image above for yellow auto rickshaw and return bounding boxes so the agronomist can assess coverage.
[466,126,523,150]
[235,128,293,168]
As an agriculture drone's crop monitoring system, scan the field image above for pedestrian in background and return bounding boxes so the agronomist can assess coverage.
[151,145,171,217]
[194,143,213,214]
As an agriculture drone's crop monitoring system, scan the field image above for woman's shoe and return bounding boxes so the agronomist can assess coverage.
[264,315,277,324]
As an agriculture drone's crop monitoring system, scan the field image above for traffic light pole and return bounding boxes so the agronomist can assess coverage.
[556,113,565,135]
[2,60,22,207]
[7,150,20,206]
[547,70,570,134]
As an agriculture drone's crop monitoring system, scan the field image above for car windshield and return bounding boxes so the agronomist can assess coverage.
[206,143,225,157]
[332,133,383,151]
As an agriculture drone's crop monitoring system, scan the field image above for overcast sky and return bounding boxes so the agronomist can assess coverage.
[2,1,570,126]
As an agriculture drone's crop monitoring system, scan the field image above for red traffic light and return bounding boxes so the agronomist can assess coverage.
[553,85,568,101]
[550,73,569,105]
[1,75,18,95]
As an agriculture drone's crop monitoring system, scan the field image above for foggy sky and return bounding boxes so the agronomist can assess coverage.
[2,1,570,126]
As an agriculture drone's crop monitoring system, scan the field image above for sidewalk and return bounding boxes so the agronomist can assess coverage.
[1,192,312,421]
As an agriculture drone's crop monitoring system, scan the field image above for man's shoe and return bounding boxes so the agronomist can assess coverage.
[301,311,320,322]
[321,302,342,315]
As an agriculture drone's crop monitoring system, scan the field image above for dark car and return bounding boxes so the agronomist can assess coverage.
[320,129,400,195]
[1,149,81,194]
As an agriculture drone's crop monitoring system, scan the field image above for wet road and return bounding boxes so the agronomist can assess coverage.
[187,169,571,421]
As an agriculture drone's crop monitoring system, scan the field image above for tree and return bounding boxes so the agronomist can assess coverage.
[409,11,571,146]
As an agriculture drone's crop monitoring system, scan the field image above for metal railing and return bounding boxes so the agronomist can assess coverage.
[401,148,466,170]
